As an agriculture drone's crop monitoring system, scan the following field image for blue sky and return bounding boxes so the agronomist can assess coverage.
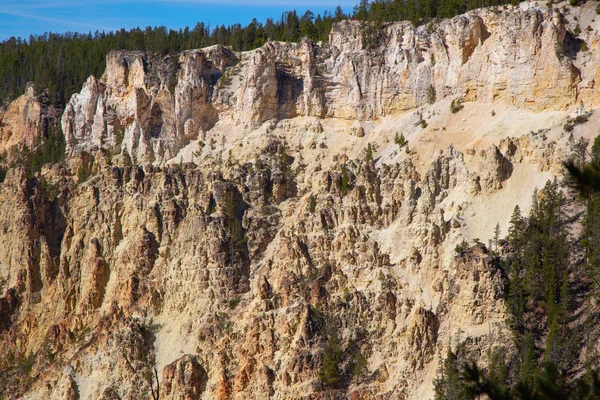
[0,0,357,41]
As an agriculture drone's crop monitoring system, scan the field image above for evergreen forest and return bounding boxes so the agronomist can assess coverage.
[434,136,600,399]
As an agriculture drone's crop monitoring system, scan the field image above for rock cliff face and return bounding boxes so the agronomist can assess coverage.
[59,5,595,164]
[0,85,60,161]
[1,3,600,400]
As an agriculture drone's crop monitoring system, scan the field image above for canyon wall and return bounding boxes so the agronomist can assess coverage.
[0,3,599,399]
[58,6,593,164]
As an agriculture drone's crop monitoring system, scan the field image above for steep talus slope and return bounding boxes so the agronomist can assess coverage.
[0,3,599,400]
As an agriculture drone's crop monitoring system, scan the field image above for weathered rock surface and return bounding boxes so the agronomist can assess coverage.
[59,5,594,164]
[0,85,60,161]
[0,128,561,399]
[1,3,600,400]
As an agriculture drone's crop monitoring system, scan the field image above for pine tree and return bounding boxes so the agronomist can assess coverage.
[434,345,469,400]
[320,333,341,386]
[428,84,436,104]
[508,205,524,247]
[365,143,374,161]
[584,192,600,292]
[591,135,600,167]
[518,331,538,389]
[334,5,345,21]
[340,165,350,196]
[494,222,501,250]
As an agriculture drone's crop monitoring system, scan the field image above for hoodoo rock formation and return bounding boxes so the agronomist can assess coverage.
[1,3,600,399]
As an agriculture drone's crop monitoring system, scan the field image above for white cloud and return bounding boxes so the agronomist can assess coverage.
[0,8,115,31]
